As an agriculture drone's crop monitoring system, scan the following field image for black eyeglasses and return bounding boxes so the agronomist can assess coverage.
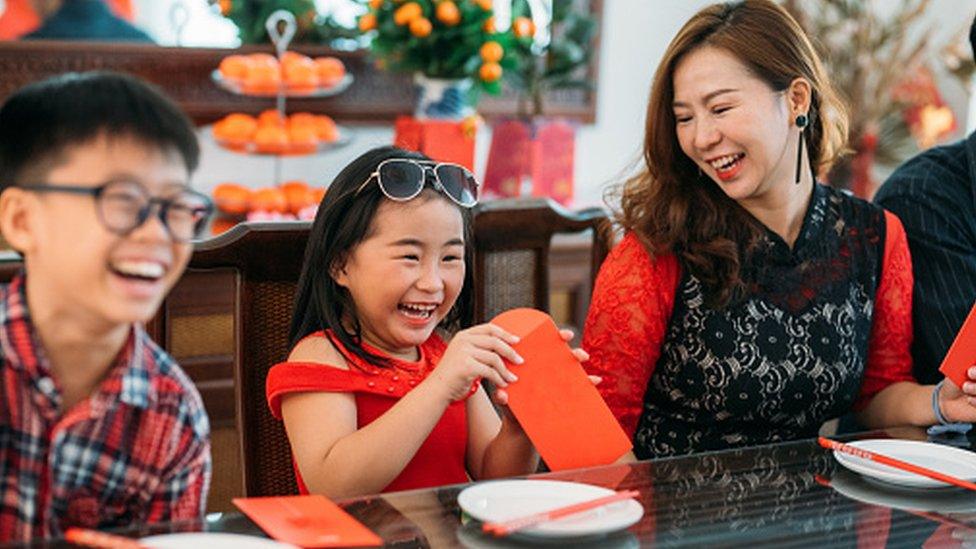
[20,181,215,242]
[355,159,479,207]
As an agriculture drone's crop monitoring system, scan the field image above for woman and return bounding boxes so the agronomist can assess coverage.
[583,0,976,459]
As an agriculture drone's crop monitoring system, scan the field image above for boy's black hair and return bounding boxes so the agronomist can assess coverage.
[0,71,199,189]
[971,13,976,63]
[289,145,475,368]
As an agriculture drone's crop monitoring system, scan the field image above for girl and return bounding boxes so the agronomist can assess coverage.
[583,0,976,459]
[267,146,587,498]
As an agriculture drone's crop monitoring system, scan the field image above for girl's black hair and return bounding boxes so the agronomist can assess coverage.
[289,145,475,368]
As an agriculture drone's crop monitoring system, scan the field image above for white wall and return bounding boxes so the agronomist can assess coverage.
[185,0,976,209]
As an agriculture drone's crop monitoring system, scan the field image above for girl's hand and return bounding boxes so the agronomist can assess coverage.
[937,366,976,422]
[427,324,523,402]
[493,327,598,407]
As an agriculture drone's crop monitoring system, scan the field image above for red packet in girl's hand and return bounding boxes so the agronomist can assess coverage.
[939,300,976,388]
[491,308,631,470]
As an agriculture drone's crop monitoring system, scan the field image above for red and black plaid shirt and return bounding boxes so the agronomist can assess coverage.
[0,275,211,542]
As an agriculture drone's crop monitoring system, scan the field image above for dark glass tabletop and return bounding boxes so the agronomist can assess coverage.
[15,427,976,548]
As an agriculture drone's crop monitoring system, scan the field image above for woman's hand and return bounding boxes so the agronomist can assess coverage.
[937,366,976,423]
[426,323,522,402]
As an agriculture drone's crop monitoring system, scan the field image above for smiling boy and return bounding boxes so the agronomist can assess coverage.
[0,72,214,541]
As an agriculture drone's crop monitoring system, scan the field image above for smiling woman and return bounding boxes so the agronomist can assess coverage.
[582,0,976,462]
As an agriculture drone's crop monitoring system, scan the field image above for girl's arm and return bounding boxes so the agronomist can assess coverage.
[280,337,455,499]
[465,386,538,480]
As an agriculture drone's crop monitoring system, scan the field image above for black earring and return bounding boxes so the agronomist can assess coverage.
[794,114,808,185]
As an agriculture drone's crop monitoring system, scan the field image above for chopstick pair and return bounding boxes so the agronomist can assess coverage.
[481,489,640,537]
[818,437,976,491]
[64,528,149,549]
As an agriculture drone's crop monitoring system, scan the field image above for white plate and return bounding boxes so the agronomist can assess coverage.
[832,439,976,488]
[828,469,976,514]
[457,480,644,539]
[140,532,298,548]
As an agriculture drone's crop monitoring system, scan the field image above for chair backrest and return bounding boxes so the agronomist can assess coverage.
[472,198,613,323]
[182,221,311,497]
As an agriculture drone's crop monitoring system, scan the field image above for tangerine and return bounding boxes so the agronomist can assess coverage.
[286,125,319,154]
[359,13,377,32]
[314,115,339,142]
[281,180,314,214]
[218,55,250,81]
[283,57,320,90]
[479,62,502,83]
[480,41,503,62]
[513,16,534,38]
[410,17,432,37]
[315,57,346,87]
[250,187,288,214]
[212,183,252,216]
[474,0,492,10]
[435,1,460,25]
[243,62,281,92]
[394,2,422,25]
[214,113,258,142]
[258,109,285,127]
[253,125,288,154]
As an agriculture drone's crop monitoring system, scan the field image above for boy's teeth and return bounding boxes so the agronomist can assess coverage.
[113,260,164,279]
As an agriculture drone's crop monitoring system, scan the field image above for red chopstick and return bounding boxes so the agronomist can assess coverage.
[64,528,149,549]
[818,437,976,491]
[481,489,640,537]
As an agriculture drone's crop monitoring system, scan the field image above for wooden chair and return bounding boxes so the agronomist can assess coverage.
[164,221,312,498]
[472,198,613,326]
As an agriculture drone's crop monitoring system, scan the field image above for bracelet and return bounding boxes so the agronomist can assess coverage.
[932,379,952,426]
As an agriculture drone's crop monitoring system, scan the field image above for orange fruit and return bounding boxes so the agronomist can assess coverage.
[243,62,281,92]
[513,16,534,38]
[218,55,250,81]
[258,109,285,127]
[286,125,319,154]
[313,115,339,142]
[253,125,288,154]
[280,51,309,65]
[214,113,258,142]
[369,0,384,8]
[410,17,432,37]
[287,112,318,130]
[394,2,422,25]
[282,57,320,90]
[435,1,460,25]
[309,187,326,205]
[474,0,492,10]
[315,57,346,87]
[248,53,278,66]
[218,0,232,16]
[213,183,252,216]
[482,16,495,33]
[210,216,238,236]
[250,187,288,214]
[480,41,503,62]
[359,13,377,32]
[479,62,502,82]
[281,180,314,214]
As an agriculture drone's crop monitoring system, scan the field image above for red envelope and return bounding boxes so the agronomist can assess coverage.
[938,299,976,388]
[233,495,382,547]
[491,308,632,470]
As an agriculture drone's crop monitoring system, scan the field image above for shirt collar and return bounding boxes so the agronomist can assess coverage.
[0,274,156,414]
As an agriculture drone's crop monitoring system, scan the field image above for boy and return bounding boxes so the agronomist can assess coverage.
[0,72,213,541]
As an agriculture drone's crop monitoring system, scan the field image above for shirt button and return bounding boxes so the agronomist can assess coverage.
[367,381,376,388]
[408,380,417,387]
[392,375,400,382]
[37,377,56,394]
[387,386,395,393]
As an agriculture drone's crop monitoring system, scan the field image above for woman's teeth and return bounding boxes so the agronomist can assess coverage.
[709,153,744,171]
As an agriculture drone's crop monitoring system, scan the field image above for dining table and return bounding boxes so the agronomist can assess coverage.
[12,427,976,548]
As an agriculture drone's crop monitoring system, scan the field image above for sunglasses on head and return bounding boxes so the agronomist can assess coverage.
[354,159,479,207]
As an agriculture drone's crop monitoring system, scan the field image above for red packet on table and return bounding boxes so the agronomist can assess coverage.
[233,495,382,547]
[938,299,976,388]
[490,308,632,471]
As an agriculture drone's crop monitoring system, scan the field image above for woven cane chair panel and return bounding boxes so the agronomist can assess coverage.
[483,250,536,320]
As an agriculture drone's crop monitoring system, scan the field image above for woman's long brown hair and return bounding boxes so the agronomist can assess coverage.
[614,0,849,308]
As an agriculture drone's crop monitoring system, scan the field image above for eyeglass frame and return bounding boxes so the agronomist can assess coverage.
[16,181,215,242]
[354,159,480,208]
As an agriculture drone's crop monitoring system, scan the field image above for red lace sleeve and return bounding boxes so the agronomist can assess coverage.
[583,233,680,437]
[856,211,916,409]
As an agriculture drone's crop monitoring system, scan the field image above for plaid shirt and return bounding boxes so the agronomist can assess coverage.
[0,275,211,542]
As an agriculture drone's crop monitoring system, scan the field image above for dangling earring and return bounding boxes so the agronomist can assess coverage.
[794,114,808,185]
